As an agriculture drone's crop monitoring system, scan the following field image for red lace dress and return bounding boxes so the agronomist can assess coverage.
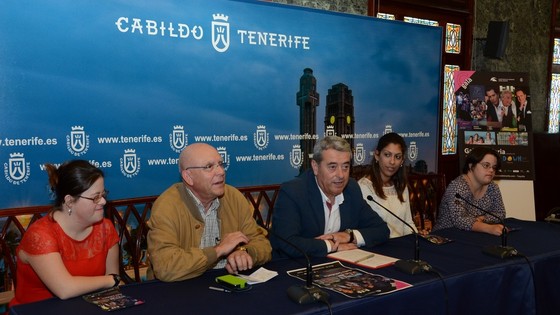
[10,215,119,306]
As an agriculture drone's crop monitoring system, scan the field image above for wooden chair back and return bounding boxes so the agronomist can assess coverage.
[0,206,50,304]
[407,173,447,232]
[238,184,280,229]
[104,196,157,283]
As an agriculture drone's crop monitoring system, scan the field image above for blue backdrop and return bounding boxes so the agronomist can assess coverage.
[0,0,442,208]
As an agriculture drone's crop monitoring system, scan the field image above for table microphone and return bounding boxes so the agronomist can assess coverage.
[454,193,518,258]
[255,218,329,305]
[367,195,431,275]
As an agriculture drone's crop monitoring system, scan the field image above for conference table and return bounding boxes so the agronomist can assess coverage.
[10,219,560,315]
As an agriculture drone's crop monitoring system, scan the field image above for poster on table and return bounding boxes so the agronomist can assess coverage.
[453,71,534,180]
[0,0,442,208]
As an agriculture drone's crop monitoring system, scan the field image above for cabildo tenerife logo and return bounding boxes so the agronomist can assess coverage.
[212,14,229,52]
[115,12,310,54]
[4,152,30,185]
[66,126,90,156]
[289,144,303,169]
[354,143,366,165]
[408,141,418,162]
[120,149,141,178]
[169,125,188,153]
[253,125,269,150]
[217,146,230,171]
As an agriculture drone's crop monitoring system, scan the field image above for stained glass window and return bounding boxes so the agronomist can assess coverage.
[445,23,461,54]
[549,73,560,133]
[396,15,463,152]
[377,13,395,20]
[554,38,560,65]
[404,17,439,26]
[549,38,560,133]
[442,65,460,155]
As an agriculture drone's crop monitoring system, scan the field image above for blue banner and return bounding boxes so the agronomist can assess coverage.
[0,0,442,208]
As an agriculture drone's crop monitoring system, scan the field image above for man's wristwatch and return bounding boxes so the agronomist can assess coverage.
[345,229,354,243]
[236,246,248,252]
[110,273,121,287]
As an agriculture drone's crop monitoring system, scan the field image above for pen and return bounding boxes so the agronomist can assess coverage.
[209,286,231,293]
[355,253,375,263]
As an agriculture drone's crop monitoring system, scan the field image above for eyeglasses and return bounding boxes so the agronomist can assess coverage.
[79,190,109,204]
[478,162,498,171]
[185,161,226,172]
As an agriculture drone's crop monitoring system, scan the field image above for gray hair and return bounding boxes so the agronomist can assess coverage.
[312,136,352,163]
[500,90,513,97]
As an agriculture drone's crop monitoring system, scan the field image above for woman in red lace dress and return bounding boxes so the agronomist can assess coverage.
[10,160,120,306]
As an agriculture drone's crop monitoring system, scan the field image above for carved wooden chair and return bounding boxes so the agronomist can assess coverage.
[238,184,281,229]
[0,206,50,306]
[104,196,157,284]
[407,173,447,232]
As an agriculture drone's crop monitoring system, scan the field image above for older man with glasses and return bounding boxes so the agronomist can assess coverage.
[147,143,271,282]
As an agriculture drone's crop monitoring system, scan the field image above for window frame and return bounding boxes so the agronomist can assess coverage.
[368,0,474,180]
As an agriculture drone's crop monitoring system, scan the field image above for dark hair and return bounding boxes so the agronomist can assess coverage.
[45,160,104,209]
[515,87,527,95]
[462,147,501,174]
[485,86,498,94]
[368,132,407,202]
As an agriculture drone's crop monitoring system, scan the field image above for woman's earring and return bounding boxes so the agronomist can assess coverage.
[68,208,72,216]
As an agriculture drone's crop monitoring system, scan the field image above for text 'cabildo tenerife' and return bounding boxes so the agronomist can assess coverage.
[115,14,311,53]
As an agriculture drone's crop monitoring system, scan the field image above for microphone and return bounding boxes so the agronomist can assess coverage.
[255,217,329,305]
[454,193,518,258]
[367,195,431,275]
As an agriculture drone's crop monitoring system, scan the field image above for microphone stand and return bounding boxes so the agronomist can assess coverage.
[454,193,518,258]
[256,218,329,304]
[367,195,431,275]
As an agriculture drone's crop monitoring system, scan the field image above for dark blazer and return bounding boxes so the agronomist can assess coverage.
[486,103,500,122]
[270,170,389,258]
[502,105,517,128]
[518,101,532,131]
